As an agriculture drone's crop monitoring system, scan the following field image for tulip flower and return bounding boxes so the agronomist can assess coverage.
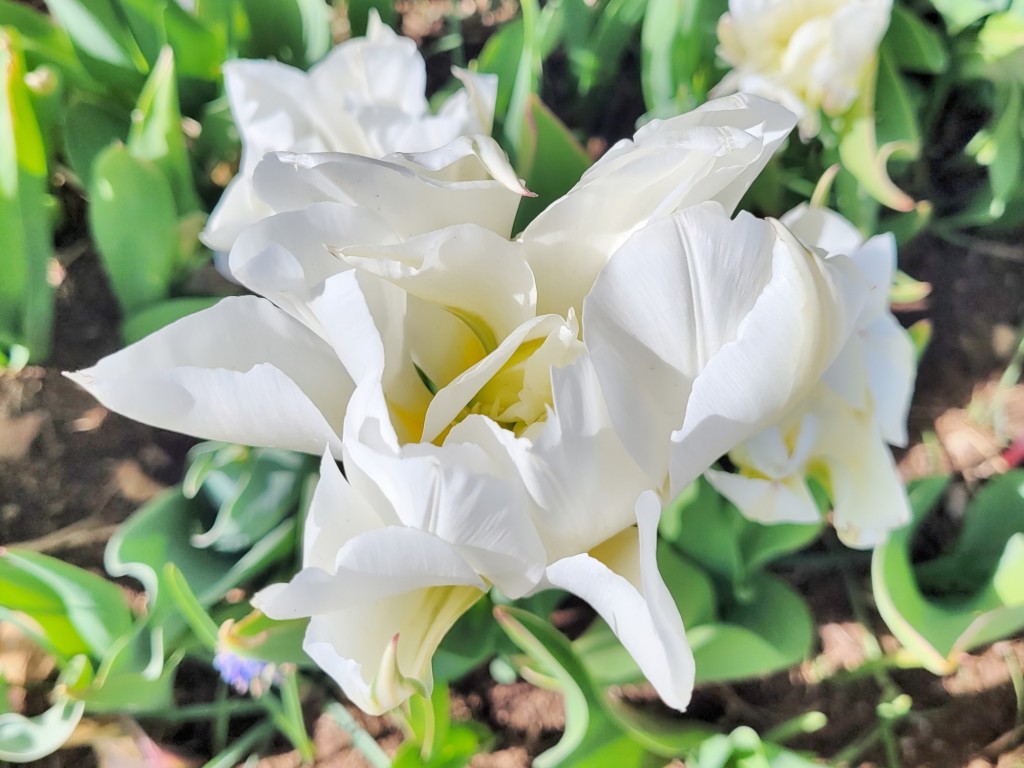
[705,204,915,546]
[70,95,869,712]
[201,12,497,254]
[711,0,893,139]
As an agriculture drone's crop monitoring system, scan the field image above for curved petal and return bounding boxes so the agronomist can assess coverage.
[780,202,864,257]
[338,224,536,346]
[228,201,396,331]
[705,468,821,526]
[545,491,694,711]
[66,297,349,454]
[252,137,524,238]
[523,93,795,316]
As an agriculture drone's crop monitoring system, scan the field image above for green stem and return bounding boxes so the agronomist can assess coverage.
[135,699,266,722]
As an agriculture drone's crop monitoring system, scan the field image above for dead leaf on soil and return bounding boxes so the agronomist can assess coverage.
[71,406,108,432]
[111,460,166,503]
[0,410,43,459]
[0,622,55,712]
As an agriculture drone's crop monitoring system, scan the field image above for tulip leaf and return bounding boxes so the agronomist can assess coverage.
[0,0,88,86]
[62,95,129,187]
[689,577,814,684]
[872,472,1024,675]
[513,94,591,232]
[661,479,821,600]
[43,0,149,95]
[89,143,180,313]
[838,116,917,213]
[641,0,720,116]
[874,48,921,150]
[687,727,823,768]
[127,46,199,214]
[885,6,949,74]
[237,0,330,68]
[0,549,133,663]
[495,606,658,768]
[0,696,85,763]
[105,489,296,622]
[0,30,54,361]
[186,445,315,553]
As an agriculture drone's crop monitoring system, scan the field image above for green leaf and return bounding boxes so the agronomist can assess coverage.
[43,0,149,94]
[689,577,814,684]
[968,82,1023,219]
[929,0,1007,34]
[885,6,949,74]
[874,47,921,149]
[0,549,133,662]
[478,20,524,123]
[872,472,1024,674]
[104,489,296,628]
[0,1,89,86]
[121,295,220,344]
[661,479,821,600]
[513,95,591,232]
[190,447,315,553]
[237,0,330,68]
[127,46,199,213]
[641,0,722,116]
[89,142,179,313]
[495,606,655,768]
[838,116,917,213]
[0,31,53,360]
[0,696,84,763]
[62,96,129,187]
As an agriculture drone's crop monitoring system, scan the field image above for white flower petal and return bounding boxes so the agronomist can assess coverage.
[545,491,694,711]
[66,297,349,453]
[523,93,795,316]
[253,138,523,237]
[705,468,822,526]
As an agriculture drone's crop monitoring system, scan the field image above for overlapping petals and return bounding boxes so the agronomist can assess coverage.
[711,0,893,138]
[705,204,915,546]
[70,93,898,714]
[202,12,497,253]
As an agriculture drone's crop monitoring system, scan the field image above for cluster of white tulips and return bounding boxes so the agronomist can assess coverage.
[69,4,913,718]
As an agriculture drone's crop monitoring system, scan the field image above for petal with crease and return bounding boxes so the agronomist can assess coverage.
[545,491,694,711]
[66,296,350,454]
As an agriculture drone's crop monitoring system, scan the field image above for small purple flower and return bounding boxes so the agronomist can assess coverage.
[213,651,277,695]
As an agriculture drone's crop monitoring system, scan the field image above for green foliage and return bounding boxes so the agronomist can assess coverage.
[0,30,54,361]
[873,472,1024,674]
[392,685,493,768]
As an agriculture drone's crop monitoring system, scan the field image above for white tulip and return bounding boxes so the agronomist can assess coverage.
[711,0,893,139]
[705,204,915,546]
[202,12,497,254]
[71,95,871,712]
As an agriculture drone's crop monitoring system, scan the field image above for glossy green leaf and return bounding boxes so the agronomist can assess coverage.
[641,0,722,116]
[89,143,179,313]
[478,19,524,122]
[873,473,1024,674]
[104,489,296,618]
[43,0,148,94]
[190,447,315,553]
[689,577,814,684]
[127,46,199,213]
[885,6,949,74]
[661,479,821,600]
[496,606,655,768]
[237,0,330,68]
[0,696,84,763]
[838,116,917,213]
[513,94,591,231]
[0,549,133,663]
[0,31,53,360]
[874,48,921,150]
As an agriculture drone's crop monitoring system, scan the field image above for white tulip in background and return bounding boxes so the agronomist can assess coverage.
[70,95,884,713]
[201,12,498,254]
[706,203,916,547]
[711,0,893,139]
